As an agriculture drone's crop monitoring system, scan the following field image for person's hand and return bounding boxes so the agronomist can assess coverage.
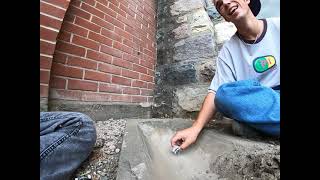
[170,126,201,150]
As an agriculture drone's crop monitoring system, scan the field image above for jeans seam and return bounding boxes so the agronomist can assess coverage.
[40,120,83,161]
[40,113,81,122]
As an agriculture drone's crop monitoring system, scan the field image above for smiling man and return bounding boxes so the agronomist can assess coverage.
[171,0,280,150]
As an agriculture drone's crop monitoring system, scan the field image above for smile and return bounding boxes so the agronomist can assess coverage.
[228,5,239,16]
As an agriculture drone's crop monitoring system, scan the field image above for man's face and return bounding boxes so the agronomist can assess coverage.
[212,0,251,22]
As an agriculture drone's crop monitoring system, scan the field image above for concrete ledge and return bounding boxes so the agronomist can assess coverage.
[48,100,152,121]
[40,98,48,111]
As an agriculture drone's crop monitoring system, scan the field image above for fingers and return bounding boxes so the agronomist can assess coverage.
[180,138,193,150]
[171,132,181,147]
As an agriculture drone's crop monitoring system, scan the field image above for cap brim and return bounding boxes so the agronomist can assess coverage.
[249,0,261,16]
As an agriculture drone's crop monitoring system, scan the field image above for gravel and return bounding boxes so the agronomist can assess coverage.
[72,119,126,180]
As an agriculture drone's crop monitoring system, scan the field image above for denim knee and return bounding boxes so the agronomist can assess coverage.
[77,113,97,147]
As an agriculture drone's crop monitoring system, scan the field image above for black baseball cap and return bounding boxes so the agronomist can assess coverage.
[249,0,261,16]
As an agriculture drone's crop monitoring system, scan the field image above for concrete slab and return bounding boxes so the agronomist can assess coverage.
[117,119,279,180]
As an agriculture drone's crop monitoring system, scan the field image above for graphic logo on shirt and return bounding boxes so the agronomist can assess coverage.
[253,55,276,73]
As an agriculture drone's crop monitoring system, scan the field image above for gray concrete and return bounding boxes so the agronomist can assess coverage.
[40,97,48,111]
[48,100,152,121]
[117,118,276,180]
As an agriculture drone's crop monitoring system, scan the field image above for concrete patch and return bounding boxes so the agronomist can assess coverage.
[117,119,279,180]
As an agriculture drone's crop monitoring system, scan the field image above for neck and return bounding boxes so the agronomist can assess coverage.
[233,15,263,41]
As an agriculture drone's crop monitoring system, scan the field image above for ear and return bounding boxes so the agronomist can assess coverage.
[244,0,251,5]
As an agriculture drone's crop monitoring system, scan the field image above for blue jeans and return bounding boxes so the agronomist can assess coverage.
[214,79,280,136]
[40,112,97,180]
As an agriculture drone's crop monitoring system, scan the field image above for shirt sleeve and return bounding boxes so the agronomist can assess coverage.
[208,56,236,93]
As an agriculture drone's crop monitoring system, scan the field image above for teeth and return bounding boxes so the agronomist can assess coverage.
[229,5,238,15]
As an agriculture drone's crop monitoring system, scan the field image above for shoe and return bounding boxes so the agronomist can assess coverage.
[231,120,261,138]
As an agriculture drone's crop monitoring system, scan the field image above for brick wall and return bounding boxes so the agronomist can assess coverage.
[40,0,72,107]
[40,0,157,109]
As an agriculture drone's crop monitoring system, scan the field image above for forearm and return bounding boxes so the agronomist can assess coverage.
[192,92,217,132]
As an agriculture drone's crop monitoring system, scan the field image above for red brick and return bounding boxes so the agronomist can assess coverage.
[56,41,86,56]
[140,74,153,82]
[133,64,147,74]
[147,69,155,76]
[81,3,104,19]
[72,35,100,50]
[140,59,153,69]
[62,22,88,37]
[132,49,143,58]
[112,75,131,86]
[111,94,131,102]
[108,2,126,17]
[95,0,108,7]
[144,3,156,17]
[91,16,114,31]
[84,70,111,82]
[40,26,59,42]
[117,15,135,28]
[140,89,153,96]
[40,40,56,55]
[143,48,153,57]
[75,17,101,33]
[113,57,132,69]
[101,28,121,42]
[121,44,133,54]
[123,87,140,95]
[41,0,69,9]
[67,56,97,69]
[68,79,98,91]
[134,14,147,27]
[123,39,137,50]
[96,2,117,18]
[132,96,147,103]
[40,85,49,97]
[100,45,122,58]
[51,62,83,78]
[53,51,68,63]
[99,83,122,93]
[88,32,112,46]
[40,55,52,69]
[122,69,139,79]
[109,0,119,7]
[68,5,91,20]
[57,30,71,42]
[40,14,63,30]
[86,50,112,63]
[104,14,125,30]
[120,0,129,7]
[81,0,95,6]
[120,4,134,17]
[70,0,82,7]
[123,53,139,64]
[113,41,122,50]
[132,36,143,46]
[40,1,66,19]
[147,82,155,89]
[124,25,136,37]
[50,76,66,89]
[132,80,147,88]
[98,63,121,75]
[40,70,50,84]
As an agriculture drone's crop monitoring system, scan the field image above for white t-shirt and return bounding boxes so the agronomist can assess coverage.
[209,17,280,92]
